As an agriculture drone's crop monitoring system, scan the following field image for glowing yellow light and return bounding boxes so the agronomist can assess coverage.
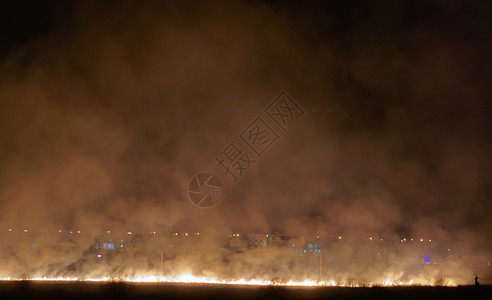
[23,229,28,233]
[127,232,132,235]
[58,229,62,233]
[420,238,423,242]
[8,228,12,232]
[78,231,81,234]
[338,236,342,240]
[429,239,431,242]
[369,237,373,240]
[0,275,460,287]
[383,279,394,286]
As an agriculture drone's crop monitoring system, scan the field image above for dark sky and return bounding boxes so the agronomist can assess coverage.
[0,0,491,258]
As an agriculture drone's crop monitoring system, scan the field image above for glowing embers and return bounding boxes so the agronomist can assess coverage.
[0,275,458,287]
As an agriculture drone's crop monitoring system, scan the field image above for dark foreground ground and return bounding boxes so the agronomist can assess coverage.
[0,281,490,300]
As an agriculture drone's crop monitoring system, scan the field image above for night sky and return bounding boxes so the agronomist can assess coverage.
[0,0,491,281]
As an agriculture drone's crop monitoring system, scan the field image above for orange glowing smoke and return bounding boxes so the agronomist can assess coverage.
[0,274,457,287]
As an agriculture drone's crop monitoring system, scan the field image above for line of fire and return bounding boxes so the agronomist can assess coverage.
[2,228,490,285]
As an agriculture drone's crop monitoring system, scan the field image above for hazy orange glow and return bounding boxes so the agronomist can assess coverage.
[0,274,457,287]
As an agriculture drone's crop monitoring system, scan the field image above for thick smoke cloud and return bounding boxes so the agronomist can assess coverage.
[0,1,490,284]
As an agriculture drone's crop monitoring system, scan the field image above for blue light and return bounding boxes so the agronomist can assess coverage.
[292,243,295,247]
[133,239,136,242]
[309,244,313,248]
[103,243,114,250]
[315,249,318,252]
[121,240,123,242]
[424,257,430,262]
[170,245,173,248]
[120,245,123,248]
[309,249,312,252]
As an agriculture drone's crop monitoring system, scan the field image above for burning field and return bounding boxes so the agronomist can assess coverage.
[0,1,491,298]
[0,281,491,300]
[0,229,488,287]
